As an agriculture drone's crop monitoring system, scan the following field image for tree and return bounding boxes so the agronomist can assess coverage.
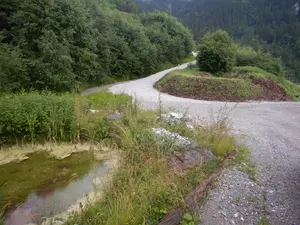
[0,41,28,92]
[141,11,195,64]
[197,30,236,74]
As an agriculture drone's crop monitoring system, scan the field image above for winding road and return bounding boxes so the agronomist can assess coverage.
[86,62,300,224]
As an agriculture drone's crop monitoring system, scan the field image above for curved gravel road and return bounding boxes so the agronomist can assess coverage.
[87,62,300,224]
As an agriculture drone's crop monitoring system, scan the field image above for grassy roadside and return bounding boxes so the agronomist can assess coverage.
[155,66,300,102]
[63,100,241,225]
[0,91,252,225]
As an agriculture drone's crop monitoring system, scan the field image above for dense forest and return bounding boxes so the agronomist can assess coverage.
[134,0,300,82]
[0,0,195,92]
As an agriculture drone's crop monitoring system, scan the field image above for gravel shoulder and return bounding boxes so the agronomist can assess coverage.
[106,62,300,224]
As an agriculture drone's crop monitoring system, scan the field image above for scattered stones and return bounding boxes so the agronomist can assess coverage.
[161,112,187,124]
[105,111,121,120]
[152,128,192,146]
[198,169,265,225]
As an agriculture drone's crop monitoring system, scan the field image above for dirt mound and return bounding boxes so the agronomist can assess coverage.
[155,75,292,102]
[251,78,290,101]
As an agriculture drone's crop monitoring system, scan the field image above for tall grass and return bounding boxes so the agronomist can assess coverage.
[66,103,236,225]
[0,92,77,145]
[0,92,132,146]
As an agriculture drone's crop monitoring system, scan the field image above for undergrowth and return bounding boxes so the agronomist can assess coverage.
[0,91,241,224]
[65,101,236,225]
[0,92,132,146]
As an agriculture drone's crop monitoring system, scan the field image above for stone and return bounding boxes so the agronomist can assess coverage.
[152,128,192,146]
[105,111,121,120]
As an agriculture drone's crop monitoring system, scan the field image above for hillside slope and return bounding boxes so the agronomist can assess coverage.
[133,0,300,82]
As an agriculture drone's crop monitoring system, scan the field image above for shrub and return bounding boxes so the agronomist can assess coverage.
[236,46,285,77]
[197,30,236,74]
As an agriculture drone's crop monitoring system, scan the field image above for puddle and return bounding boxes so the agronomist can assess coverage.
[0,151,109,225]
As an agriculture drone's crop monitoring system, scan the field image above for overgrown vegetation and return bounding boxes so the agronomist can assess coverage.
[0,90,249,224]
[0,92,131,146]
[155,30,300,102]
[64,100,236,225]
[134,0,300,82]
[0,0,195,92]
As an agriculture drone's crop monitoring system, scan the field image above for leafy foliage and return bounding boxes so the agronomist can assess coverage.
[236,46,284,77]
[0,0,195,92]
[197,30,236,73]
[134,0,300,82]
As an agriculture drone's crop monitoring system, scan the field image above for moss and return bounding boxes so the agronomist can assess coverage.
[0,151,98,210]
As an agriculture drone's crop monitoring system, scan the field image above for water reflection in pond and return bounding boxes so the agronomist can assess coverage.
[0,151,109,225]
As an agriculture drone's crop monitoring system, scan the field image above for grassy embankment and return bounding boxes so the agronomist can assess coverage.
[155,66,300,102]
[0,90,252,224]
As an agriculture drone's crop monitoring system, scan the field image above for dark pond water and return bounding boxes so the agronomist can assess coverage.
[1,152,109,225]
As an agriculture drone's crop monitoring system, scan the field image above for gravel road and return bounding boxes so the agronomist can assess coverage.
[87,62,300,224]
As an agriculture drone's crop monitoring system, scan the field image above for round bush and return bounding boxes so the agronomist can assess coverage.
[197,30,236,74]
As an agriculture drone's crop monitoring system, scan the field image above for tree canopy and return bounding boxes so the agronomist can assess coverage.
[134,0,300,82]
[0,0,195,92]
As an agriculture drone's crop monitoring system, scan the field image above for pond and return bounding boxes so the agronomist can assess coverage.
[0,151,109,225]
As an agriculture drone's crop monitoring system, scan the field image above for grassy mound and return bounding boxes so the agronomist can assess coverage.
[155,67,300,102]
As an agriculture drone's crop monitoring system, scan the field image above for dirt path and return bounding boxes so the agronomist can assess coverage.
[92,62,300,224]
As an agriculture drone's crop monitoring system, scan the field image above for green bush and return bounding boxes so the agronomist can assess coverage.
[236,46,285,77]
[0,42,28,92]
[197,30,236,74]
[0,93,78,144]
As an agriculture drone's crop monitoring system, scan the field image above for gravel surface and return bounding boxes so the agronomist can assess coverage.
[84,62,300,224]
[199,168,265,225]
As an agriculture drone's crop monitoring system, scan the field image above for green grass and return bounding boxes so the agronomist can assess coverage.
[155,69,262,101]
[180,54,196,64]
[156,67,300,101]
[232,66,300,98]
[233,146,257,181]
[0,92,132,146]
[0,91,239,224]
[65,102,236,225]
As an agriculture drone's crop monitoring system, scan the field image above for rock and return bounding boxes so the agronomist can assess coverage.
[152,128,192,146]
[90,109,101,113]
[168,150,215,171]
[105,111,121,120]
[161,112,188,124]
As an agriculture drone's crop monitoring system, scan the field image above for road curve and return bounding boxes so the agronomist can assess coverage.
[106,62,300,224]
